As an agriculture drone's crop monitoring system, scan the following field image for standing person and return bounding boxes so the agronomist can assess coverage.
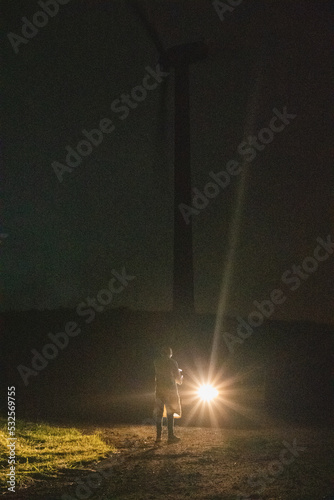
[154,346,183,444]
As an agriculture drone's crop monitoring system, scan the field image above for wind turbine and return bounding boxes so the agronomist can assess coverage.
[130,1,209,315]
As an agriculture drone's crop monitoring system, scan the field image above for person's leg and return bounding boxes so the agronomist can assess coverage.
[167,412,174,438]
[154,398,164,442]
[156,413,162,441]
[167,412,180,443]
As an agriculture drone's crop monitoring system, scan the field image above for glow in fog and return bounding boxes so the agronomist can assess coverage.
[197,384,219,402]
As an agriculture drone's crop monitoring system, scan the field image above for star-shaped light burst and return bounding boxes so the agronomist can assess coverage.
[197,384,219,402]
[178,363,227,427]
[180,361,259,427]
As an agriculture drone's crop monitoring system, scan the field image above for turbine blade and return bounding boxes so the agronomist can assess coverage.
[129,0,167,59]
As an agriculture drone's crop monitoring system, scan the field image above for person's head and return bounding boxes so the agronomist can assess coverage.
[160,345,172,358]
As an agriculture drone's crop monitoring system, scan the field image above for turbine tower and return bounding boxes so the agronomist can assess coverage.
[131,1,208,314]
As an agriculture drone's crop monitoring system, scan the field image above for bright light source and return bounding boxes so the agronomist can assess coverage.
[197,384,218,402]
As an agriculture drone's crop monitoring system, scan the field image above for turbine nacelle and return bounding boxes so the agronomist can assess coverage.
[163,40,209,68]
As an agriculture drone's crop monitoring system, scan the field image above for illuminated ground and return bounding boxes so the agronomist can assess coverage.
[8,424,334,500]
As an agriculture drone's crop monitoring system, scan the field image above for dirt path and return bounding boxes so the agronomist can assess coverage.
[8,425,334,500]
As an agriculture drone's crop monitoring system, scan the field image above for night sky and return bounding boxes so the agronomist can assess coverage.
[2,0,333,324]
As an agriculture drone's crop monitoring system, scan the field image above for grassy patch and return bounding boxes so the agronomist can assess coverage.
[0,418,114,490]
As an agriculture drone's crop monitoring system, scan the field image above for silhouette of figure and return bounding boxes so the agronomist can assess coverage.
[154,346,183,444]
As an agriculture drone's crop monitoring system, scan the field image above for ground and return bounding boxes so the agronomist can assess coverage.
[3,424,334,500]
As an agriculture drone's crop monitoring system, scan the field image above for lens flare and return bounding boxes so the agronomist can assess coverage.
[197,384,218,402]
